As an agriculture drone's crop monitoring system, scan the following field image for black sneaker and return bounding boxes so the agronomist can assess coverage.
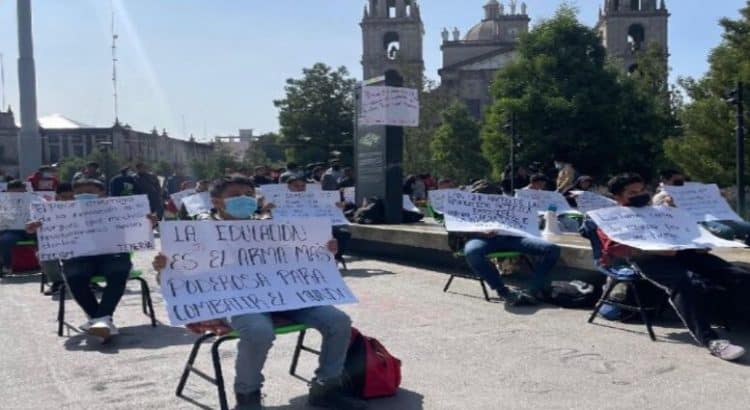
[44,282,63,296]
[235,391,262,410]
[308,378,367,410]
[497,288,538,307]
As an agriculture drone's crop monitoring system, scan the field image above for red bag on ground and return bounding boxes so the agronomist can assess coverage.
[343,327,402,399]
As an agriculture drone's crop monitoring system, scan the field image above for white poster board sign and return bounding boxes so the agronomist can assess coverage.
[662,184,742,223]
[258,183,320,198]
[270,191,349,226]
[588,206,745,251]
[571,191,617,213]
[515,189,572,212]
[438,190,539,237]
[0,192,38,230]
[428,189,462,213]
[342,187,356,204]
[0,182,7,192]
[159,219,358,325]
[359,86,419,127]
[182,192,212,217]
[29,195,155,261]
[403,195,420,212]
[170,189,197,209]
[32,191,56,202]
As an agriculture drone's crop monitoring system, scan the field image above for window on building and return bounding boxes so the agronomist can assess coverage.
[627,24,645,51]
[49,145,60,163]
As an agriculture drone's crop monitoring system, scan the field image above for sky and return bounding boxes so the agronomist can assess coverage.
[0,0,745,141]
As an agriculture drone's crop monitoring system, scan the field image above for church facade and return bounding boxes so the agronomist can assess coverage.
[360,0,670,120]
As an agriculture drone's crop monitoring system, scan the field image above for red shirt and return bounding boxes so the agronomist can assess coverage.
[596,228,637,266]
[27,172,59,191]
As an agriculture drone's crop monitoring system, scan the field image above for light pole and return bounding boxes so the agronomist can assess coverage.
[16,0,42,178]
[728,81,746,217]
[504,113,519,194]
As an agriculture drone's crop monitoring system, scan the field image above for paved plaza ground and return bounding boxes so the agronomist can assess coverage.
[1,247,749,410]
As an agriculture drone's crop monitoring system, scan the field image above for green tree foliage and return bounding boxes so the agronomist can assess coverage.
[430,103,489,184]
[274,63,356,166]
[664,2,750,186]
[57,148,124,183]
[404,78,455,175]
[482,6,667,181]
[254,132,286,164]
[191,145,240,181]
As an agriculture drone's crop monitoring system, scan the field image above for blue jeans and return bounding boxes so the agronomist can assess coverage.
[702,220,750,243]
[0,230,32,269]
[464,235,561,293]
[229,306,352,394]
[62,253,132,319]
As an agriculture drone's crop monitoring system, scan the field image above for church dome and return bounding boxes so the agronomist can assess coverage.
[465,20,502,41]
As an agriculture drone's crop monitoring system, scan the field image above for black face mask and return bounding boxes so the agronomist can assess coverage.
[626,192,652,208]
[672,179,685,187]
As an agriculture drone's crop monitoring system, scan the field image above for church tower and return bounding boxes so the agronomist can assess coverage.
[597,0,669,73]
[361,0,424,85]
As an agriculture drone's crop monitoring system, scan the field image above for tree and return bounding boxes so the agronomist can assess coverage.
[274,63,356,166]
[664,2,750,186]
[403,78,455,175]
[254,132,286,164]
[430,103,489,184]
[482,6,667,181]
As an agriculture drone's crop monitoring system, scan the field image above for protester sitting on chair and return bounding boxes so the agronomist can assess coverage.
[26,179,157,341]
[653,169,750,245]
[152,175,365,410]
[0,180,35,275]
[40,183,75,295]
[598,173,746,361]
[286,175,350,267]
[461,184,561,306]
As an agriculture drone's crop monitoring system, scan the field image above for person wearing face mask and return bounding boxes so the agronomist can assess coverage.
[25,178,158,340]
[27,165,59,192]
[596,173,747,361]
[151,176,365,410]
[553,156,577,194]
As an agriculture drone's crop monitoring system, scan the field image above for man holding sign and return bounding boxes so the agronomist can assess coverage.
[27,179,157,340]
[152,176,365,410]
[591,174,747,361]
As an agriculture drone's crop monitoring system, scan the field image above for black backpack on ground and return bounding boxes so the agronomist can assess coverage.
[544,280,600,309]
[354,197,386,224]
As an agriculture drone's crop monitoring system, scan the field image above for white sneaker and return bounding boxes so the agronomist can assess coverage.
[709,340,746,361]
[87,316,118,339]
[79,319,94,332]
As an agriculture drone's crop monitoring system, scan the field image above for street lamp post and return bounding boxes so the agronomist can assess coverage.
[504,113,518,194]
[728,81,746,217]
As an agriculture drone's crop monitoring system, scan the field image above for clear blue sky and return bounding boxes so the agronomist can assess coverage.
[0,0,745,141]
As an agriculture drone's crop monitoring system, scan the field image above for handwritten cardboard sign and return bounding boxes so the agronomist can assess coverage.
[182,192,212,217]
[437,190,539,237]
[258,183,321,199]
[571,191,617,213]
[661,184,742,223]
[159,218,358,325]
[428,189,463,213]
[170,188,197,209]
[359,86,419,127]
[32,191,56,202]
[269,191,349,226]
[588,205,745,251]
[0,192,39,230]
[29,195,155,261]
[515,189,573,213]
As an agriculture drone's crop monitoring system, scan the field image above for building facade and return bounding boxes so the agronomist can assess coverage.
[438,0,529,119]
[596,0,669,74]
[361,0,424,85]
[0,109,213,178]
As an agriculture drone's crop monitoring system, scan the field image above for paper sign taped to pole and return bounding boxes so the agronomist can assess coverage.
[359,86,419,127]
[159,218,358,325]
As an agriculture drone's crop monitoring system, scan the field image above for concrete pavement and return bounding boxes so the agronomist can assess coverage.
[1,248,749,409]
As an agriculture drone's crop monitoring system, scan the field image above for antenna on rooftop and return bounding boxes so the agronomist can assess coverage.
[111,0,120,124]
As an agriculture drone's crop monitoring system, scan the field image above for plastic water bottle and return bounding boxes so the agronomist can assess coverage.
[542,204,562,238]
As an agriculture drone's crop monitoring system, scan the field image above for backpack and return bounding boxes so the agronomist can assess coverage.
[544,280,600,309]
[343,327,402,399]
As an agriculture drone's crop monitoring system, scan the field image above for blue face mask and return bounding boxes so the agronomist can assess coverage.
[224,195,258,219]
[74,193,99,202]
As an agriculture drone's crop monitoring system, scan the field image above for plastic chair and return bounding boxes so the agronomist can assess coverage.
[175,321,318,410]
[57,269,156,336]
[445,251,535,301]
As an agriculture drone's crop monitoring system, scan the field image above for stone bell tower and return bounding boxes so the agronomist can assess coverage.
[597,0,669,73]
[361,0,424,85]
